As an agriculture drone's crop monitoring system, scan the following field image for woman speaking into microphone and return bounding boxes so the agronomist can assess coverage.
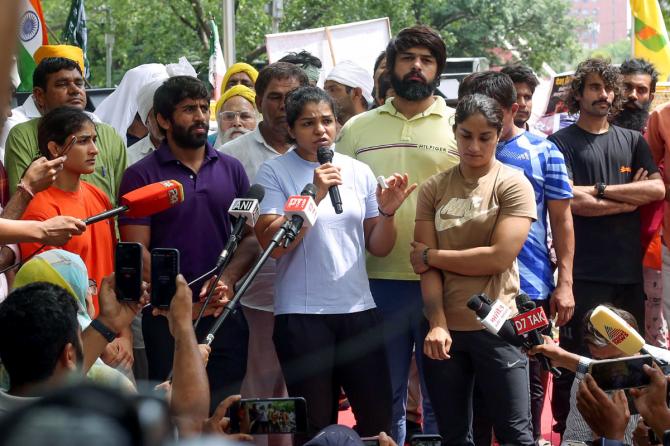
[410,94,537,445]
[254,86,416,441]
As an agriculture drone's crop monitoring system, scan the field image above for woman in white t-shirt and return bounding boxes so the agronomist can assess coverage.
[254,86,416,441]
[410,94,537,445]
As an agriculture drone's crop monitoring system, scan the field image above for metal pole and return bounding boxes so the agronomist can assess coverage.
[104,7,113,87]
[271,0,283,34]
[222,0,235,66]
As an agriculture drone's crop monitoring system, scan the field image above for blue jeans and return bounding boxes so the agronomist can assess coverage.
[370,279,438,445]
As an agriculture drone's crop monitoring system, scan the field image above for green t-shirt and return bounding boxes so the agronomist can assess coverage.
[336,96,459,280]
[5,118,127,205]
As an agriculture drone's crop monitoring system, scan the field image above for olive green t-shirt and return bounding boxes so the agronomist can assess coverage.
[415,161,537,331]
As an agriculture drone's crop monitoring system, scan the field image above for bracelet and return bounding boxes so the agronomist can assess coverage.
[90,319,118,343]
[16,180,34,198]
[422,248,431,266]
[378,207,395,217]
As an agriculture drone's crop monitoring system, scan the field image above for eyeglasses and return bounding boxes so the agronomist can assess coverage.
[88,278,98,296]
[219,111,256,122]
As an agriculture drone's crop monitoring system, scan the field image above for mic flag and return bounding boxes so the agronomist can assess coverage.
[228,184,265,228]
[466,293,524,348]
[284,184,318,228]
[589,305,645,355]
[84,180,185,225]
[512,295,549,336]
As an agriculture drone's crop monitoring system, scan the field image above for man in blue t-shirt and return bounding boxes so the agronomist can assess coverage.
[458,69,574,445]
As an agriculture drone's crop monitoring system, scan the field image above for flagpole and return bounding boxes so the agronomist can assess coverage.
[630,1,635,59]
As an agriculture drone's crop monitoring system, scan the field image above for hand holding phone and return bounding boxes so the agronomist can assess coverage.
[115,242,143,302]
[588,355,653,391]
[229,397,307,435]
[151,248,180,308]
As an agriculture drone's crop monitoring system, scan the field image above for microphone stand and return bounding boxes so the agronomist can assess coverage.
[192,230,244,330]
[203,218,298,346]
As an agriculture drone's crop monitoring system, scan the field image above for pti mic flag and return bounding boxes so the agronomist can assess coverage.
[62,0,89,79]
[17,0,49,91]
[631,0,670,81]
[208,18,226,100]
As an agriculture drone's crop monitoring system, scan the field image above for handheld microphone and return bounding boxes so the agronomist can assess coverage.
[466,294,525,348]
[316,147,343,214]
[590,305,668,366]
[84,180,185,225]
[514,294,561,376]
[215,184,265,268]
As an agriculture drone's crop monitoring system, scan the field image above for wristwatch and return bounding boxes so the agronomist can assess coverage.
[90,318,118,343]
[595,182,607,199]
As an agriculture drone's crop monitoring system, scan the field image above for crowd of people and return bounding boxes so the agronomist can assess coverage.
[2,21,670,446]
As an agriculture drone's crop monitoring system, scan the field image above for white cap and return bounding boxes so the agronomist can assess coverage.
[325,60,374,105]
[137,78,167,124]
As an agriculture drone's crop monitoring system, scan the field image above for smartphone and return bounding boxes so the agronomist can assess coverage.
[229,397,307,434]
[115,242,143,302]
[360,437,380,446]
[151,248,180,308]
[410,434,443,446]
[588,355,653,391]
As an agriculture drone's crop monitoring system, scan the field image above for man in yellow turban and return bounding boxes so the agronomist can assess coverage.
[222,62,258,92]
[213,85,258,147]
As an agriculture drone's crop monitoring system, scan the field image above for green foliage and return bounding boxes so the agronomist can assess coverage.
[41,0,584,87]
[588,38,633,64]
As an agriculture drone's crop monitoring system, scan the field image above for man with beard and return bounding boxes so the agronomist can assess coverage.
[324,60,373,125]
[118,76,259,409]
[336,25,456,446]
[614,58,657,132]
[213,85,258,148]
[548,58,665,435]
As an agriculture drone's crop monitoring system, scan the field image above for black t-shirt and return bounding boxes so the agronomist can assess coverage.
[548,124,658,284]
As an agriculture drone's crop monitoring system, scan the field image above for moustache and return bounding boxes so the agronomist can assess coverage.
[403,71,427,83]
[592,100,611,107]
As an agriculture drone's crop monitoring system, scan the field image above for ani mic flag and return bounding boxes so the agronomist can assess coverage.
[17,0,49,91]
[631,0,670,80]
[63,0,89,78]
[208,18,226,99]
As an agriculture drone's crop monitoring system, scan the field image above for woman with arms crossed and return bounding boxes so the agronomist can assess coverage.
[255,86,416,442]
[410,94,537,445]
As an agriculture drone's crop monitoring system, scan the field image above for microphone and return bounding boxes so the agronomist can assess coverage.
[215,184,265,268]
[283,183,318,244]
[514,294,561,376]
[589,305,669,366]
[466,294,525,348]
[316,147,343,214]
[84,180,185,225]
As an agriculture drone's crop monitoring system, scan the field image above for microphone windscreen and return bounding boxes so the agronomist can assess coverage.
[590,305,645,355]
[515,293,535,311]
[316,147,334,164]
[466,294,485,312]
[245,183,265,202]
[301,183,317,200]
[121,180,185,218]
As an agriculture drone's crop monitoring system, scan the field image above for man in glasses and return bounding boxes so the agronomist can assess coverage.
[213,85,258,148]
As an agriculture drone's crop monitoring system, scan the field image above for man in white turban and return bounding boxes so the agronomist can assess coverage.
[324,60,374,125]
[126,78,167,165]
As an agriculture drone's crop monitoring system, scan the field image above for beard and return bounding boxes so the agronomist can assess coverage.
[171,119,209,149]
[390,70,437,101]
[219,126,252,144]
[612,101,650,132]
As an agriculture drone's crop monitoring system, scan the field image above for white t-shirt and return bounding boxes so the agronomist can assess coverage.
[255,149,379,315]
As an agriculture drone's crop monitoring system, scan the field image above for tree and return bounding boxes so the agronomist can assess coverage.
[40,0,584,86]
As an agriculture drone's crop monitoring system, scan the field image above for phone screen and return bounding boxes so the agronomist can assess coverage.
[360,438,379,446]
[115,242,143,302]
[151,249,179,308]
[589,355,652,391]
[410,435,443,446]
[230,398,307,434]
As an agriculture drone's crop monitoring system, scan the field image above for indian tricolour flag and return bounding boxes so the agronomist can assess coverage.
[208,18,226,100]
[17,0,48,91]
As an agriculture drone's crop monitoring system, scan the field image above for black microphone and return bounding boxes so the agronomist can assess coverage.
[466,294,525,348]
[216,184,265,268]
[316,147,343,214]
[514,294,561,377]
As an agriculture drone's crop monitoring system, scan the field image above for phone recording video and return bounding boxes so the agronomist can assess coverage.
[409,434,443,446]
[230,398,307,434]
[115,242,143,302]
[150,248,180,308]
[588,355,652,391]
